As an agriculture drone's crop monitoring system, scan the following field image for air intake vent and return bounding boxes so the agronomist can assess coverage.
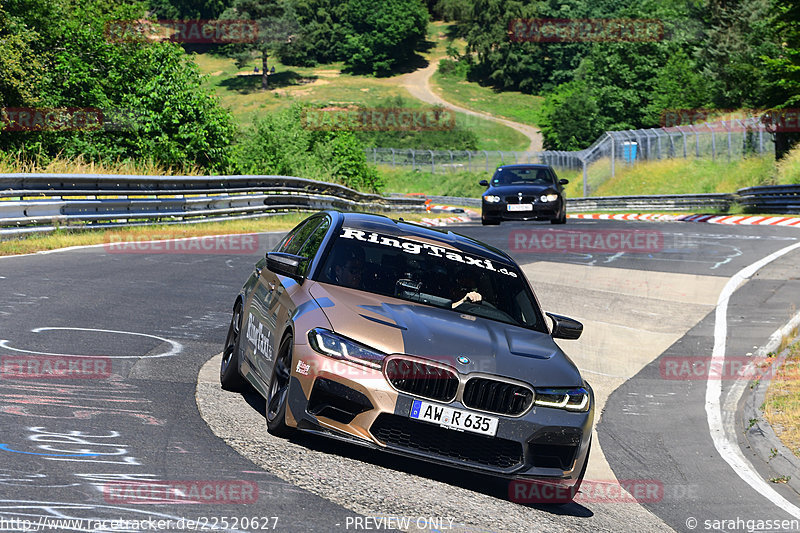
[463,378,533,416]
[384,358,459,403]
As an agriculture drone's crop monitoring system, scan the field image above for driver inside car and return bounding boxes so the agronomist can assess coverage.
[451,270,482,309]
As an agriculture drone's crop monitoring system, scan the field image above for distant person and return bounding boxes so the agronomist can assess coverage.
[254,66,259,73]
[270,66,276,75]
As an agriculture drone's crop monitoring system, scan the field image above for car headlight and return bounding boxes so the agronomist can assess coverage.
[483,195,501,203]
[308,328,385,370]
[539,194,559,203]
[534,387,590,412]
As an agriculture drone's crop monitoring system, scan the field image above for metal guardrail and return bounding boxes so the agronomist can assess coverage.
[567,193,736,213]
[737,185,800,214]
[369,117,776,197]
[0,174,426,236]
[415,185,800,214]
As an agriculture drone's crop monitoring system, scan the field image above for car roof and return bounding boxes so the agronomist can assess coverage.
[336,211,514,265]
[495,164,553,170]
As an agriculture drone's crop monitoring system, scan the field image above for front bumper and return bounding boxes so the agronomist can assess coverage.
[286,345,593,482]
[482,200,562,221]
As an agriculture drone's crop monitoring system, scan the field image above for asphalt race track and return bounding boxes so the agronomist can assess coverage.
[1,218,799,533]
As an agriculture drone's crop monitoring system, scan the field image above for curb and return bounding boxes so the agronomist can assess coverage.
[742,313,800,496]
[569,213,800,226]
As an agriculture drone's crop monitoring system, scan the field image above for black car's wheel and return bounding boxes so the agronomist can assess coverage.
[550,207,567,225]
[266,334,295,437]
[220,303,248,391]
[481,216,501,226]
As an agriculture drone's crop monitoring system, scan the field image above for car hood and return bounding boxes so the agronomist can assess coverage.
[488,184,558,195]
[308,282,583,386]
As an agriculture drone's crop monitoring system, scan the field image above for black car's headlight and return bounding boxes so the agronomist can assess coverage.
[308,328,385,370]
[534,387,590,412]
[539,194,559,202]
[483,195,501,203]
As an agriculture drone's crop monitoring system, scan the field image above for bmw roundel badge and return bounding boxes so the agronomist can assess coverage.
[457,356,470,365]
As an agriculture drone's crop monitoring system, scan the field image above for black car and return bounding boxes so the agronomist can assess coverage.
[479,164,569,225]
[221,211,593,496]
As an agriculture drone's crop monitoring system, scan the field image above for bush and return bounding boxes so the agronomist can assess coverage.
[237,104,383,193]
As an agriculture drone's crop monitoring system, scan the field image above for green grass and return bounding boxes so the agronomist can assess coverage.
[191,24,526,152]
[561,155,782,198]
[380,167,487,197]
[431,70,543,127]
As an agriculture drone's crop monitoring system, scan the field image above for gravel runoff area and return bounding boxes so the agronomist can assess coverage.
[196,354,672,533]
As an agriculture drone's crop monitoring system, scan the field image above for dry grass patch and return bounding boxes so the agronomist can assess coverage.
[764,340,800,458]
[0,210,455,257]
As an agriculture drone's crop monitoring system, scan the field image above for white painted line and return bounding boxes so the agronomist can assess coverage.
[705,240,800,519]
[0,327,183,359]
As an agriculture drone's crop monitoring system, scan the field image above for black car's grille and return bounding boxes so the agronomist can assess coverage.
[370,414,523,469]
[384,358,459,403]
[505,195,538,203]
[462,378,533,416]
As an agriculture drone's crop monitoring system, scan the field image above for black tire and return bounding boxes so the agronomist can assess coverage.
[550,208,567,225]
[266,334,295,437]
[220,303,249,392]
[482,217,500,226]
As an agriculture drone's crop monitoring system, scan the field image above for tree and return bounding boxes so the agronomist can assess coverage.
[1,0,238,172]
[538,80,605,150]
[147,0,232,19]
[340,0,430,76]
[762,0,800,158]
[220,0,299,89]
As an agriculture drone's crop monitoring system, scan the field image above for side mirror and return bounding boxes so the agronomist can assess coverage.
[547,312,583,340]
[479,179,489,187]
[266,252,306,281]
[558,179,569,186]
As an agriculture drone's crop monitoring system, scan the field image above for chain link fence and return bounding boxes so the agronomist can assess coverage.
[368,118,775,197]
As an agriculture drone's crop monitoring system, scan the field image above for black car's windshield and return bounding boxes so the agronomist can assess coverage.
[319,227,545,331]
[492,167,554,186]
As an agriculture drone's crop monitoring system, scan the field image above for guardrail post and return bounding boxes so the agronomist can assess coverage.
[499,151,504,164]
[430,150,435,173]
[682,132,687,158]
[582,158,588,197]
[467,151,472,172]
[412,149,416,171]
[391,148,395,168]
[373,148,377,165]
[610,133,615,178]
[484,150,489,171]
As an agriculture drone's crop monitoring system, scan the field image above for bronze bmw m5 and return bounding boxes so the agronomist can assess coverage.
[221,210,593,496]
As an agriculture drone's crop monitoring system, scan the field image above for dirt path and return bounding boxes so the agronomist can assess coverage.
[399,59,543,153]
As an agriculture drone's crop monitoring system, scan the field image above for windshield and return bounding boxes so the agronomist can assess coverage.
[319,227,545,331]
[492,167,555,186]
